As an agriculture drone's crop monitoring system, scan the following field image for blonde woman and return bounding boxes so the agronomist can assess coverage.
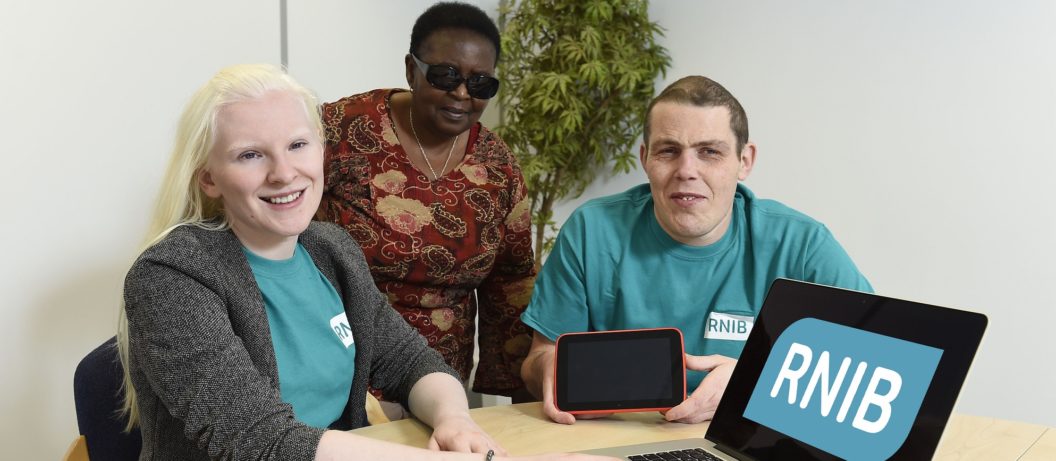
[116,64,613,461]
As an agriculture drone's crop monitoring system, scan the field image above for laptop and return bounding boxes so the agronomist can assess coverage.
[580,278,988,460]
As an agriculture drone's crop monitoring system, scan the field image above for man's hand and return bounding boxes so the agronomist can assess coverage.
[427,413,506,455]
[523,332,612,424]
[539,368,613,425]
[662,354,737,423]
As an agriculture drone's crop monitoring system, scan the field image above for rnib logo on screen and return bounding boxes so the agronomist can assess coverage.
[743,318,943,460]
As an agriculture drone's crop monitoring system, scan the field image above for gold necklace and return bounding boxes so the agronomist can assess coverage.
[408,108,457,181]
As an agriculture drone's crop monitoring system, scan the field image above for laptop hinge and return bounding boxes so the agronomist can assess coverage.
[714,443,753,461]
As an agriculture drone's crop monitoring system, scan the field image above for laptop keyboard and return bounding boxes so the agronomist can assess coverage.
[628,447,725,461]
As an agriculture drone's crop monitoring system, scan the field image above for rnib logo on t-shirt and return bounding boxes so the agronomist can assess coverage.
[703,311,754,341]
[330,313,354,348]
[743,318,943,461]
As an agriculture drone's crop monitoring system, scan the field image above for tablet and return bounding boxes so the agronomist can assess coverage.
[553,328,686,414]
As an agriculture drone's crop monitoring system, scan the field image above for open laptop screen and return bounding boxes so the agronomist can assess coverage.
[706,279,987,460]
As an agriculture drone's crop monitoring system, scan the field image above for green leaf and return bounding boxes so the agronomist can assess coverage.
[499,0,669,258]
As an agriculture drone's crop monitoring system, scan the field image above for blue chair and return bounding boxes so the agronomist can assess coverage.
[73,336,142,460]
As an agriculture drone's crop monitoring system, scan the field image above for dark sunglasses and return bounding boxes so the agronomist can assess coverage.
[411,54,500,100]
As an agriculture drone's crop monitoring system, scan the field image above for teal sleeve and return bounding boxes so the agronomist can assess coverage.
[521,210,591,340]
[803,226,873,293]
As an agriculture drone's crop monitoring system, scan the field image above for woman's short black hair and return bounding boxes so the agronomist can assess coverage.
[410,2,501,63]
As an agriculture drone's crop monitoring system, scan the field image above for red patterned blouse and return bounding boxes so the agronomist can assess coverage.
[317,89,535,396]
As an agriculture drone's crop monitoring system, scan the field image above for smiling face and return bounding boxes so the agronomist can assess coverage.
[406,27,496,139]
[198,90,323,258]
[641,102,756,247]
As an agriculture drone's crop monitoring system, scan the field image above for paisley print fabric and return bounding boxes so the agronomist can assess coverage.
[318,89,535,397]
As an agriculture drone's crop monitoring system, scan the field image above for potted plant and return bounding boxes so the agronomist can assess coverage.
[497,0,670,266]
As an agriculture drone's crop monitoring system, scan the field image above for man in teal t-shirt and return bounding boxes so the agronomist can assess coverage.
[520,75,871,426]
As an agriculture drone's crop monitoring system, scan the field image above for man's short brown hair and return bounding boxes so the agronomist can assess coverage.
[643,76,749,153]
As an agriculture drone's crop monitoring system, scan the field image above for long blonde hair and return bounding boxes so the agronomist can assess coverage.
[116,64,322,430]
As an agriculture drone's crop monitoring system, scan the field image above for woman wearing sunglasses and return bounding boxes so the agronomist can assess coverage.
[317,1,534,416]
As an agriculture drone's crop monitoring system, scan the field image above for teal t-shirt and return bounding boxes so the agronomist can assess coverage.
[521,184,872,391]
[243,244,356,428]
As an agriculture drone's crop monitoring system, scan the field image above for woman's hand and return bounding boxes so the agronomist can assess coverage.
[427,412,506,455]
[407,372,507,454]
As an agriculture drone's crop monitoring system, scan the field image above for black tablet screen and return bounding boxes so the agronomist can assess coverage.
[555,328,685,412]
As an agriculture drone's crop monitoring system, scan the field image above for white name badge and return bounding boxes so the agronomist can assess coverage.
[330,312,354,348]
[703,311,754,341]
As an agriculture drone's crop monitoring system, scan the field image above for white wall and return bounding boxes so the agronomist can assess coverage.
[3,1,1054,458]
[554,0,1056,427]
[0,1,280,458]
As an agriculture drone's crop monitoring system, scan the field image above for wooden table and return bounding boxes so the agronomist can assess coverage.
[352,403,1055,460]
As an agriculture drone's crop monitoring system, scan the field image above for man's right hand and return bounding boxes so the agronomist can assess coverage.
[521,331,613,424]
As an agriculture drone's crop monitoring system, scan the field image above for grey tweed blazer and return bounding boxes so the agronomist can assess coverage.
[124,221,456,460]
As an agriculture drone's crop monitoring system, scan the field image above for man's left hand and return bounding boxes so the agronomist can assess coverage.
[661,354,737,424]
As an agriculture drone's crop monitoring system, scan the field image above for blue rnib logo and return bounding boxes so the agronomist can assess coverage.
[743,318,943,460]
